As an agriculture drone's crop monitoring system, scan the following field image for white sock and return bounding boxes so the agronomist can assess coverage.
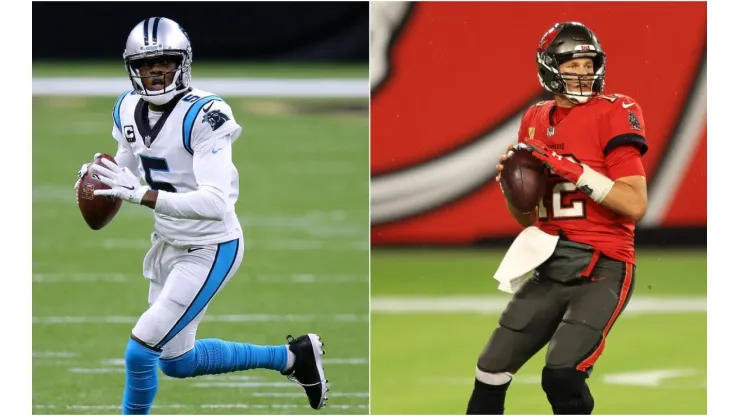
[285,346,296,371]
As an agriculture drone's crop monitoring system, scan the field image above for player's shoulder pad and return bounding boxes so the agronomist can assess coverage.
[528,99,555,112]
[523,99,553,120]
[180,91,239,155]
[112,89,137,133]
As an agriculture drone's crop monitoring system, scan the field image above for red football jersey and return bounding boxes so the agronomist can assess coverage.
[517,94,648,264]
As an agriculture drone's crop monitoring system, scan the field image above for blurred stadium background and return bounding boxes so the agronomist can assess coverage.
[33,2,368,415]
[370,2,706,415]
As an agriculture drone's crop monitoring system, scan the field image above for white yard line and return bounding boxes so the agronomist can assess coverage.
[33,273,130,283]
[34,238,366,252]
[33,314,368,324]
[252,274,368,284]
[603,369,700,387]
[32,272,367,284]
[323,358,368,365]
[99,357,366,366]
[69,367,124,374]
[434,368,705,389]
[193,382,296,388]
[32,77,368,98]
[371,296,706,316]
[34,403,368,411]
[32,351,79,358]
[253,392,368,398]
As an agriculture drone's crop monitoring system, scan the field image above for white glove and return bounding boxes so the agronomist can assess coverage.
[74,153,102,205]
[89,158,148,204]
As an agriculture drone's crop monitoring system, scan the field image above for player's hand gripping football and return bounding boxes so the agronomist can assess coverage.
[89,158,147,204]
[74,153,102,205]
[495,144,517,192]
[519,139,584,184]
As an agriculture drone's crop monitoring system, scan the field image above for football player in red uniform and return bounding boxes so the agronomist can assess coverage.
[466,22,648,415]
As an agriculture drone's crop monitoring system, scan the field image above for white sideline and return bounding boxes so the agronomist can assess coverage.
[32,77,368,98]
[371,296,706,316]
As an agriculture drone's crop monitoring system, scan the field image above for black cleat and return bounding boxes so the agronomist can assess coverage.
[282,333,328,410]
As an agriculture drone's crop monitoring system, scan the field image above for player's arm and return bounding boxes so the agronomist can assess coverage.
[597,145,648,221]
[92,98,242,216]
[521,139,648,222]
[141,99,242,219]
[522,96,649,222]
[141,132,235,220]
[588,97,649,221]
[599,176,647,221]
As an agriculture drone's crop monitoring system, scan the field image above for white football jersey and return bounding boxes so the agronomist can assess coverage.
[110,87,242,245]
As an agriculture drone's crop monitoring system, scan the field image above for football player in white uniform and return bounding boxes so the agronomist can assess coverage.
[74,17,328,414]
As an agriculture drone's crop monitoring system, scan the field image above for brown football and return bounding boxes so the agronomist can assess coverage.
[77,153,122,230]
[500,149,547,213]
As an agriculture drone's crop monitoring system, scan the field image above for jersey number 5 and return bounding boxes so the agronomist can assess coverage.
[140,156,176,193]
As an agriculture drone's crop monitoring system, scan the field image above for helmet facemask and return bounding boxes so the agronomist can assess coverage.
[541,52,606,104]
[125,52,190,106]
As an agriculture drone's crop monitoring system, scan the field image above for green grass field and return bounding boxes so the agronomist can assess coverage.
[371,249,707,415]
[32,78,369,413]
[33,61,367,78]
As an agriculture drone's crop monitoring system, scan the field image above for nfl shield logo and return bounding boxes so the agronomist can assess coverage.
[547,127,555,137]
[144,135,152,147]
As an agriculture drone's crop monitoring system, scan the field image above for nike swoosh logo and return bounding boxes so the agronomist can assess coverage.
[203,101,215,112]
[122,185,135,190]
[212,147,223,154]
[187,247,205,253]
[622,102,636,108]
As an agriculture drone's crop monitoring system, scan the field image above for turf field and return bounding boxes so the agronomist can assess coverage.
[32,65,369,414]
[33,61,368,78]
[371,249,707,415]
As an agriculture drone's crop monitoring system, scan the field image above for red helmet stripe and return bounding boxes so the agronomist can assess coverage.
[538,24,563,52]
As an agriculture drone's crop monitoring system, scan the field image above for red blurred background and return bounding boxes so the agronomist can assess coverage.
[371,1,706,246]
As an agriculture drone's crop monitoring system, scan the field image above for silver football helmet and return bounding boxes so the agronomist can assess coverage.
[123,17,193,105]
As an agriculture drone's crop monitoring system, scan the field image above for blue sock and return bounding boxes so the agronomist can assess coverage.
[122,338,161,415]
[159,339,288,378]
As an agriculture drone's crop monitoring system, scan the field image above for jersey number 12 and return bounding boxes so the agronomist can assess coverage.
[538,154,586,220]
